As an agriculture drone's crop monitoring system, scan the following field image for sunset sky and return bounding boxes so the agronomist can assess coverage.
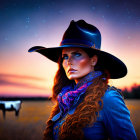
[0,0,140,97]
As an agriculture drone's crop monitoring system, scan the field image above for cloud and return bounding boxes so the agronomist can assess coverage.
[0,73,47,90]
[0,79,47,90]
[0,73,45,81]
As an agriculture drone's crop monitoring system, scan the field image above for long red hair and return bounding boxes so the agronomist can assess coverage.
[44,48,109,140]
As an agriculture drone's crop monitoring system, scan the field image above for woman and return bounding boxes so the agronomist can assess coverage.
[28,20,137,140]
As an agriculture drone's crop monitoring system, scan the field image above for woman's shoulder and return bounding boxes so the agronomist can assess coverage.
[103,86,124,101]
[102,85,126,110]
[101,86,137,139]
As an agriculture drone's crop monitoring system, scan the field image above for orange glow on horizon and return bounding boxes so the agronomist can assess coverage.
[1,22,140,97]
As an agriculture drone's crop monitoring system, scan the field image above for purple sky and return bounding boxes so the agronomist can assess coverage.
[0,0,140,97]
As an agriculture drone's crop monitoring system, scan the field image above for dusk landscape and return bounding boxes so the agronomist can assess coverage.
[1,0,140,98]
[0,0,140,139]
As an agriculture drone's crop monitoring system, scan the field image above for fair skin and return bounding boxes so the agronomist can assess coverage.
[62,47,98,84]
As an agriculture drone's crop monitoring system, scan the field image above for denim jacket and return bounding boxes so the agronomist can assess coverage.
[52,87,137,140]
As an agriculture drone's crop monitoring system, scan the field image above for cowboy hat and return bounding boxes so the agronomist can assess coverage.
[28,20,127,79]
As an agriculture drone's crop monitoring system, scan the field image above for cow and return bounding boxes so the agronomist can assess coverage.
[0,100,22,119]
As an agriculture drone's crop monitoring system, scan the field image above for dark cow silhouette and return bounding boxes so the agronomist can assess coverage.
[0,100,22,119]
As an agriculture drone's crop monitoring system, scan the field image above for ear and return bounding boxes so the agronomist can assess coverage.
[90,55,98,66]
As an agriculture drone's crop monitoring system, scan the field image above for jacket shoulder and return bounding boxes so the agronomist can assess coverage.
[102,85,125,109]
[104,85,123,99]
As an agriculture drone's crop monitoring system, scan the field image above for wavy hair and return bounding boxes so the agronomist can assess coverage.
[43,48,109,140]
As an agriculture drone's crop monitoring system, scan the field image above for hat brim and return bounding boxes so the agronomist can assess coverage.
[28,45,127,79]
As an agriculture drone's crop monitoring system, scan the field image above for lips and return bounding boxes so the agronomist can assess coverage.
[68,68,77,73]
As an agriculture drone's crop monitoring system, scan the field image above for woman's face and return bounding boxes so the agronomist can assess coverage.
[62,47,97,83]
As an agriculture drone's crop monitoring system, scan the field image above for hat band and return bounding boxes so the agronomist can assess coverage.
[60,39,96,49]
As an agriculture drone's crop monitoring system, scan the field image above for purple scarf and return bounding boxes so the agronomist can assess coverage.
[57,71,102,114]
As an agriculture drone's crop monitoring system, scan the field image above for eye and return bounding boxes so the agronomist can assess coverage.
[62,55,68,60]
[74,53,81,57]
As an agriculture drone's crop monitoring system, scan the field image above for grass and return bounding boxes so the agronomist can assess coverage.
[0,100,139,140]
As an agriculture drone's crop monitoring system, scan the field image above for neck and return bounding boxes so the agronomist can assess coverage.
[74,72,93,84]
[74,71,102,89]
[75,78,82,84]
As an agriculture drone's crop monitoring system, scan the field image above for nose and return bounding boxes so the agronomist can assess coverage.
[67,56,73,65]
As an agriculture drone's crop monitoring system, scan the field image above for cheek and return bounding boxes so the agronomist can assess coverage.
[77,58,91,69]
[62,61,67,72]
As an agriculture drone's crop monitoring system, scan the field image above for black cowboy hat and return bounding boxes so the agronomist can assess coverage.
[28,20,127,79]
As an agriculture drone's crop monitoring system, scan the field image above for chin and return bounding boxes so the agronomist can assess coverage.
[67,74,81,80]
[67,76,76,80]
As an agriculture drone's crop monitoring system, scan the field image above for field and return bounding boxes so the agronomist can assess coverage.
[0,100,140,140]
